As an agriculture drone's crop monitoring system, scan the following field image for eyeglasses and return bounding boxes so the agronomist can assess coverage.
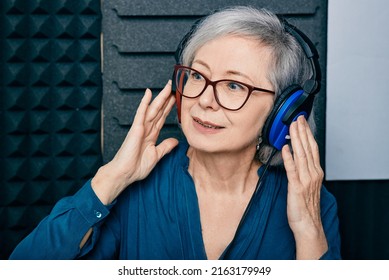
[174,65,275,111]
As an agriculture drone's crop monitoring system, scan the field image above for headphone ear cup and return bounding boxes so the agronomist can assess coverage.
[262,85,303,150]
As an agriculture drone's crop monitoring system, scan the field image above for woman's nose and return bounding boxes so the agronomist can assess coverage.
[198,84,220,110]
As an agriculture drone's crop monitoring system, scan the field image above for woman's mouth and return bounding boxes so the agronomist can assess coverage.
[193,117,224,129]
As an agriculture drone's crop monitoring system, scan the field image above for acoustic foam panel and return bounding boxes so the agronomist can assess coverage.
[0,0,102,259]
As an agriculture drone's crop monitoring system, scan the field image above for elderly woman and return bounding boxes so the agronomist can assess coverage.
[10,6,340,260]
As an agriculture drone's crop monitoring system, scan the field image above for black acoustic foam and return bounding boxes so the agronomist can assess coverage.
[0,0,102,259]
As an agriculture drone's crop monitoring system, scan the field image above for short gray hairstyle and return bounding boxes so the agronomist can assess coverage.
[180,6,317,165]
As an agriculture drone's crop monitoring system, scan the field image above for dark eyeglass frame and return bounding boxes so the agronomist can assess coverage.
[174,65,275,111]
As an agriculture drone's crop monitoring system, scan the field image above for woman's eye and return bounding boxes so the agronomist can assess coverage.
[191,72,203,80]
[228,82,244,91]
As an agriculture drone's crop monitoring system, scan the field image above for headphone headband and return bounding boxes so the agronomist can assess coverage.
[282,20,321,95]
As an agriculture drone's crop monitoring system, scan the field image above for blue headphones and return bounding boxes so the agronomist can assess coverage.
[172,17,321,151]
[262,21,321,150]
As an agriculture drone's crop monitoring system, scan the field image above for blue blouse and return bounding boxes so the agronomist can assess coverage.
[10,141,341,260]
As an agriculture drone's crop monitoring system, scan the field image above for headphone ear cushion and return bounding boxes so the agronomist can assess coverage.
[262,84,302,147]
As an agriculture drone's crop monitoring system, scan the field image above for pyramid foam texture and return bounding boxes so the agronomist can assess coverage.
[0,0,102,259]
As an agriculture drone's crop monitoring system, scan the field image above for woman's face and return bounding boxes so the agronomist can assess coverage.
[181,35,275,156]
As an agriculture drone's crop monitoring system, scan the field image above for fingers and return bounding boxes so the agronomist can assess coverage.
[145,81,173,123]
[156,138,179,160]
[282,144,299,184]
[304,120,322,171]
[293,117,317,168]
[283,116,323,186]
[291,117,310,168]
[132,81,175,133]
[154,93,176,131]
[133,88,153,127]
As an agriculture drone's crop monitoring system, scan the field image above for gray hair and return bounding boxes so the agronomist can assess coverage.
[180,6,317,165]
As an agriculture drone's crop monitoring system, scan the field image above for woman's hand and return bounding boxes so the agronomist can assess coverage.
[91,81,179,205]
[282,115,328,259]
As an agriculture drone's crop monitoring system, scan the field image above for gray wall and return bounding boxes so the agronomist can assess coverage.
[326,0,389,180]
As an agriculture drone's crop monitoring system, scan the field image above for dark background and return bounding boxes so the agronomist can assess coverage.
[1,0,388,259]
